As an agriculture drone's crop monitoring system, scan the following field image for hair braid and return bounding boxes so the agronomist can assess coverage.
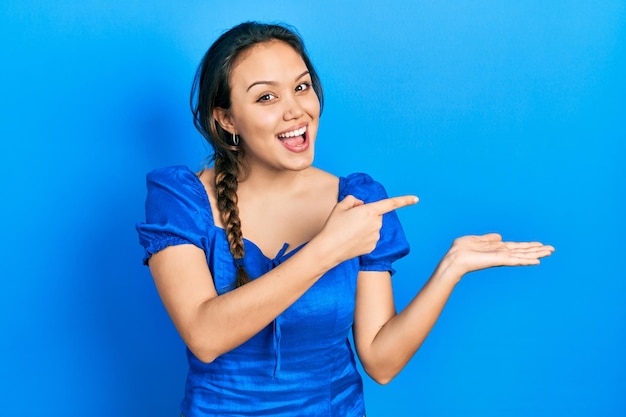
[214,151,250,287]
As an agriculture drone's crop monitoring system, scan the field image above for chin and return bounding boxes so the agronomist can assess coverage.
[286,152,315,172]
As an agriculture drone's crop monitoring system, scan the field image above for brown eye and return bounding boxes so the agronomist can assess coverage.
[257,93,276,102]
[295,82,311,92]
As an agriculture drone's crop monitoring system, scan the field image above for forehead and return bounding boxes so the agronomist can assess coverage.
[230,41,308,88]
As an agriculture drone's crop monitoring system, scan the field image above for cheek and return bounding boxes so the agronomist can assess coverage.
[305,95,321,118]
[238,107,282,135]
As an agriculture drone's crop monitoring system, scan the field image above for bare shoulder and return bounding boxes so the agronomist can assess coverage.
[196,167,215,197]
[197,166,214,182]
[303,167,339,196]
[196,167,224,228]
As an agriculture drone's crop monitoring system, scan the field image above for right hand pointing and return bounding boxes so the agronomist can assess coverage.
[318,194,419,265]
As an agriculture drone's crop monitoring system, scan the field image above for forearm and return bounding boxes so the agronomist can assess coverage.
[186,238,337,362]
[154,194,421,363]
[364,258,461,383]
[358,234,554,383]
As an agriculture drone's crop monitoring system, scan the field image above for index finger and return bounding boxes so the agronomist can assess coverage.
[366,195,419,215]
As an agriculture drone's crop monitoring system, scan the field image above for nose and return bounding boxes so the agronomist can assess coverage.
[282,93,304,121]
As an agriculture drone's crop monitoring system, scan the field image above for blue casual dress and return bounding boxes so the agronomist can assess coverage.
[136,165,409,417]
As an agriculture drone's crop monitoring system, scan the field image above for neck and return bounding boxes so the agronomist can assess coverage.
[238,164,315,197]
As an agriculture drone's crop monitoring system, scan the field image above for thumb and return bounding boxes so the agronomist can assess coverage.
[338,195,364,209]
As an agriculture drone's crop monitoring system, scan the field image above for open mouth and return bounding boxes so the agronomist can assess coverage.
[277,125,308,152]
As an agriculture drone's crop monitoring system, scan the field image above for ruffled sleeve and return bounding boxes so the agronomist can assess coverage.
[136,165,212,265]
[339,173,410,275]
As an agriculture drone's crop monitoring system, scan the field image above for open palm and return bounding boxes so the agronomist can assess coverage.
[446,233,555,277]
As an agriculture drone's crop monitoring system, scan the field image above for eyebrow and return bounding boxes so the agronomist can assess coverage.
[246,70,310,92]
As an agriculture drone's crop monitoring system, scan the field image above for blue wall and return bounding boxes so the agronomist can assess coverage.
[1,1,624,416]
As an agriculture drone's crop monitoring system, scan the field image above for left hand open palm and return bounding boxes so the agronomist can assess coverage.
[446,233,555,277]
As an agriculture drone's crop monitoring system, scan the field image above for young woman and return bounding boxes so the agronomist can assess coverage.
[136,22,554,417]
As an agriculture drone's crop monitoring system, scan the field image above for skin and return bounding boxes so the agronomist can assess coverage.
[148,40,555,385]
[212,40,329,256]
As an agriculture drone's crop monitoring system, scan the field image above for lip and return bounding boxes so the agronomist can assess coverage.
[277,123,310,153]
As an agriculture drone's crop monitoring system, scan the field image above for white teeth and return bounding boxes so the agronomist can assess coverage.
[278,126,306,138]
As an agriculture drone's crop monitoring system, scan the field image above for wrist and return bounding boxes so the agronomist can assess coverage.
[302,235,341,275]
[433,252,465,285]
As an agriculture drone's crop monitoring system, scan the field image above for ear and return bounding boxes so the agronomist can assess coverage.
[213,107,236,135]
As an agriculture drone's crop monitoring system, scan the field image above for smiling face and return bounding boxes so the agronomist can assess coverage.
[214,40,321,175]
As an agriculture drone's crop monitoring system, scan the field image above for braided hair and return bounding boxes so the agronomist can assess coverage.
[190,22,324,287]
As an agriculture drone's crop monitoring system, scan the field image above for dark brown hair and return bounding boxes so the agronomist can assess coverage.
[190,22,324,287]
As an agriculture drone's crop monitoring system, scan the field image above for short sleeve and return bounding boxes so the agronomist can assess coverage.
[339,173,410,275]
[135,166,211,265]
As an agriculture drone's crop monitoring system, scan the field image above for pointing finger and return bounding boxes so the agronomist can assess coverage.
[366,195,419,215]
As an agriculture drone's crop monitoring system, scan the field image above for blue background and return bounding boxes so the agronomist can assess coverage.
[1,1,624,416]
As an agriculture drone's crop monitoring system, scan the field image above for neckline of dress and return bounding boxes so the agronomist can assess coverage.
[182,165,346,262]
